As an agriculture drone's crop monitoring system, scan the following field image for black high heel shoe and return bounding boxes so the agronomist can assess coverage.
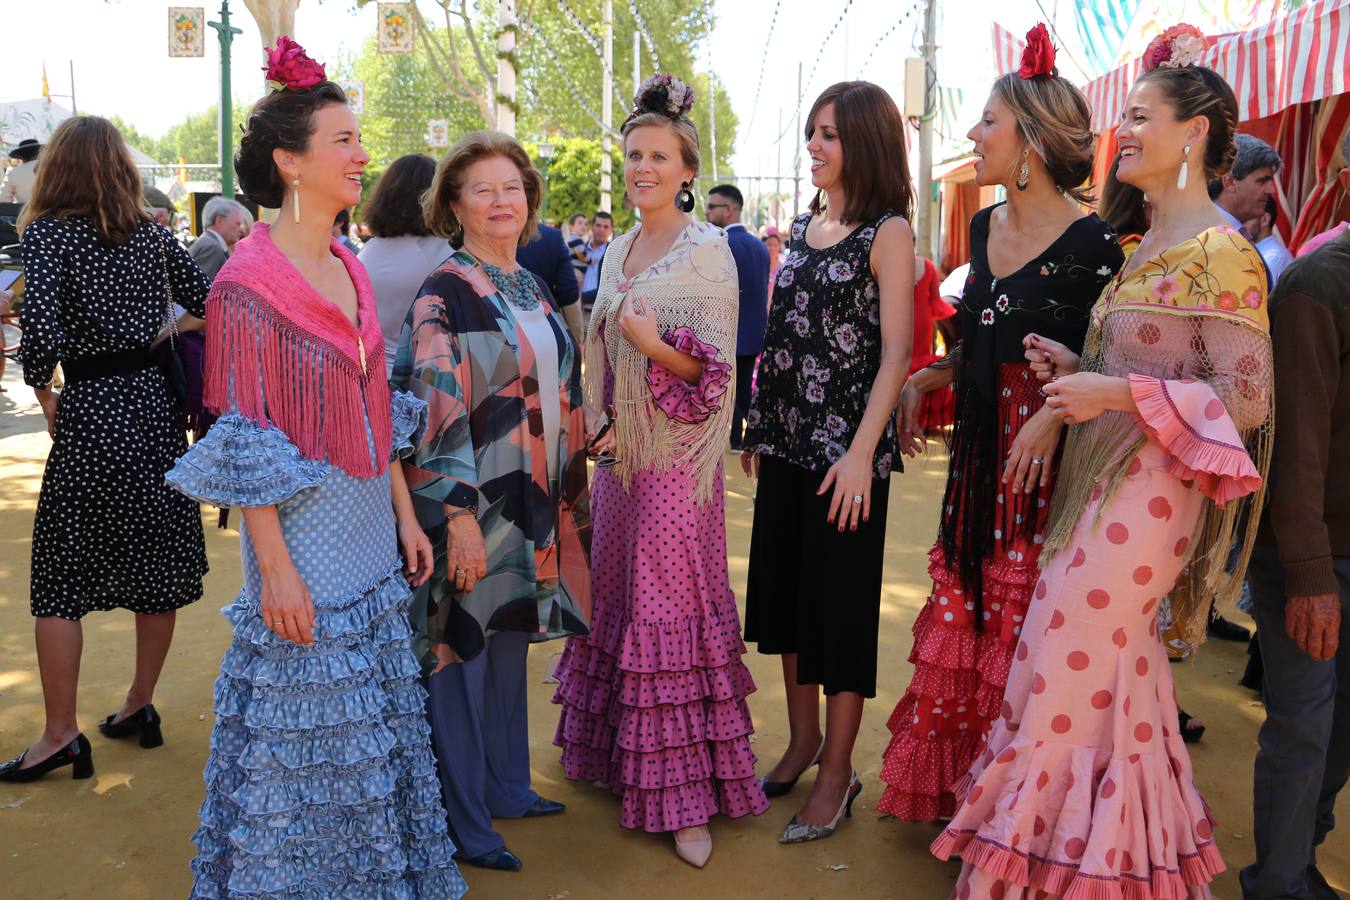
[0,734,94,782]
[760,736,825,799]
[99,704,163,748]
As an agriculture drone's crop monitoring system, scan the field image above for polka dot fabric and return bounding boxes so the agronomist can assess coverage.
[552,463,770,832]
[878,365,1050,821]
[932,440,1226,899]
[18,216,210,619]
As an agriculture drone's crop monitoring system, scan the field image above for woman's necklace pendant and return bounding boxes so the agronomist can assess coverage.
[358,335,367,373]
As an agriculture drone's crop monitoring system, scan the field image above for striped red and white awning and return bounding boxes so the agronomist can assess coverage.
[992,23,1026,77]
[1081,0,1350,131]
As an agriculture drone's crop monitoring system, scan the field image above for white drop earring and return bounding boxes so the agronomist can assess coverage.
[1177,145,1191,190]
[292,177,301,224]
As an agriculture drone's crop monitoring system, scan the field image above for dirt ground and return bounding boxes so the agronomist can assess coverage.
[0,364,1345,899]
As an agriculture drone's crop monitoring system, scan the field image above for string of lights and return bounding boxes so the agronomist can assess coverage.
[518,13,622,140]
[768,0,856,146]
[625,0,662,73]
[552,0,631,110]
[740,0,782,140]
[857,1,922,78]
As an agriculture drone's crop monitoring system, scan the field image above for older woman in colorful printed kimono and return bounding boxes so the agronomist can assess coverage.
[391,131,591,873]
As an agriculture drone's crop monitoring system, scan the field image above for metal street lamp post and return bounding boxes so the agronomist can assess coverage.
[208,0,243,198]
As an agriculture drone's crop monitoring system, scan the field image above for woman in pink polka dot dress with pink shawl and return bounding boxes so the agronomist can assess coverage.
[932,53,1274,899]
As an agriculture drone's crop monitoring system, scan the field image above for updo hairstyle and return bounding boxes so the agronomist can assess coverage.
[990,72,1096,203]
[235,81,349,209]
[620,112,702,177]
[1136,65,1239,180]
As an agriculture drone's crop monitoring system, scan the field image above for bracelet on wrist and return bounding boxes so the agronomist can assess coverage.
[446,505,478,524]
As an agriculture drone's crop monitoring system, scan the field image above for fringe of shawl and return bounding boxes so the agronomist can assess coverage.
[1042,308,1273,650]
[583,228,737,506]
[203,281,392,478]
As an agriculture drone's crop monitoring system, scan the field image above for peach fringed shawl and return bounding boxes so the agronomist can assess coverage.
[1043,226,1273,650]
[201,222,392,477]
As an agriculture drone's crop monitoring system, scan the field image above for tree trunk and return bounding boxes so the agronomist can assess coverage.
[242,0,302,54]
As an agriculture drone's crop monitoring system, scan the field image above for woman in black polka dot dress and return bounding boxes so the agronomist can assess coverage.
[0,117,209,783]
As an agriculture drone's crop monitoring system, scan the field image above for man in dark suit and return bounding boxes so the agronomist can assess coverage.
[518,222,584,346]
[706,184,769,449]
[190,196,247,280]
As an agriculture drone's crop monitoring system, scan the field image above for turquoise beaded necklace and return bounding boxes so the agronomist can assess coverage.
[480,261,542,312]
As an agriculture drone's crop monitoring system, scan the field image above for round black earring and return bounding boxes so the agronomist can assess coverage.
[676,182,695,213]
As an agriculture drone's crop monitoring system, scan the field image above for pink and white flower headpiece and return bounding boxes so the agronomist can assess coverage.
[631,73,696,120]
[1142,24,1213,72]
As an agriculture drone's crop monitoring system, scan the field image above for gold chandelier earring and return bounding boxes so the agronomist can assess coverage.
[1177,145,1191,190]
[292,176,301,224]
[1016,147,1031,192]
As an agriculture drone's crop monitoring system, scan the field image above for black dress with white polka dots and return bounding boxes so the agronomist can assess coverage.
[19,216,209,619]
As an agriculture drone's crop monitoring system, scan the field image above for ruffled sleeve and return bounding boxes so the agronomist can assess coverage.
[165,412,329,508]
[390,390,429,461]
[646,326,733,425]
[1128,374,1262,505]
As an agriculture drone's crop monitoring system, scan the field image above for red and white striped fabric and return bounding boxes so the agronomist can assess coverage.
[1082,0,1350,131]
[992,23,1026,77]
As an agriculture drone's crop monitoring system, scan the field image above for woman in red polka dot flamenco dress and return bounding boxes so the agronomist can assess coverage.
[878,26,1124,824]
[932,34,1274,899]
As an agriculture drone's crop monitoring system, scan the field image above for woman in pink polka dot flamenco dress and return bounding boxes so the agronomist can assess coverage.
[551,74,768,868]
[931,41,1274,899]
[878,29,1124,824]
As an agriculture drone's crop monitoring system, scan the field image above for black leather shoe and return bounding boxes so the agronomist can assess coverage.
[0,734,94,782]
[99,704,163,748]
[1306,863,1339,900]
[455,847,523,871]
[1208,614,1251,642]
[521,796,566,818]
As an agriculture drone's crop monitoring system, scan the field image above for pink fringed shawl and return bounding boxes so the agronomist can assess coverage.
[202,222,392,477]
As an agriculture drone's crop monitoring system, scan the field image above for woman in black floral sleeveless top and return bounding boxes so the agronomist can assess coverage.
[741,80,915,844]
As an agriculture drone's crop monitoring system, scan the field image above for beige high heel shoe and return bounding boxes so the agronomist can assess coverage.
[674,825,713,868]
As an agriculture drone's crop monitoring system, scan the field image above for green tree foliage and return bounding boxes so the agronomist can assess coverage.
[527,138,633,231]
[106,104,250,165]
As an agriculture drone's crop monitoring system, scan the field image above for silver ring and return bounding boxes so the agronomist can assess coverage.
[852,495,863,504]
[1031,458,1044,465]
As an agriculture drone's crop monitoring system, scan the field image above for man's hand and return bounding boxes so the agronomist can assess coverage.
[1286,593,1342,661]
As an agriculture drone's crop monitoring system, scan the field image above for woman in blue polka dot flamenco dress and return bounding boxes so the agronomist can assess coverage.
[164,39,464,898]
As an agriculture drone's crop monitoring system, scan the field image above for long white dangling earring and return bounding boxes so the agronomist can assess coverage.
[292,177,301,224]
[1177,145,1191,190]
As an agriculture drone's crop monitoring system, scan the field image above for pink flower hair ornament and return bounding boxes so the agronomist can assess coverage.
[263,36,328,92]
[1142,24,1213,73]
[630,73,696,120]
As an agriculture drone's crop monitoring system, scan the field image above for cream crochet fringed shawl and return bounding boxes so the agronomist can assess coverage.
[584,220,738,505]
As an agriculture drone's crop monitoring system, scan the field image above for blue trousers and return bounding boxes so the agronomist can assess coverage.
[1242,549,1350,899]
[424,631,537,857]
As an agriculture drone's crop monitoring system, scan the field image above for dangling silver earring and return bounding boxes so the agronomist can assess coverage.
[292,177,301,224]
[1177,146,1191,190]
[1016,148,1030,192]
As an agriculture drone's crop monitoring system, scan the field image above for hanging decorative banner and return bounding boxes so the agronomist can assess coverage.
[168,7,205,57]
[378,2,415,54]
[426,119,450,149]
[341,81,366,115]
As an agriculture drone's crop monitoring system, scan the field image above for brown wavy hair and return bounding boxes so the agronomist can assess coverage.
[364,154,437,238]
[423,131,542,247]
[990,72,1097,204]
[19,116,149,245]
[806,81,913,225]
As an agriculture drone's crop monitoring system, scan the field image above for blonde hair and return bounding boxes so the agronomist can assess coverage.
[19,116,150,245]
[422,131,543,247]
[991,73,1097,204]
[621,112,701,177]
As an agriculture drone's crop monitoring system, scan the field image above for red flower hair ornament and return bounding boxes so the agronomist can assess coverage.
[263,36,328,92]
[1142,24,1213,72]
[1018,23,1057,79]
